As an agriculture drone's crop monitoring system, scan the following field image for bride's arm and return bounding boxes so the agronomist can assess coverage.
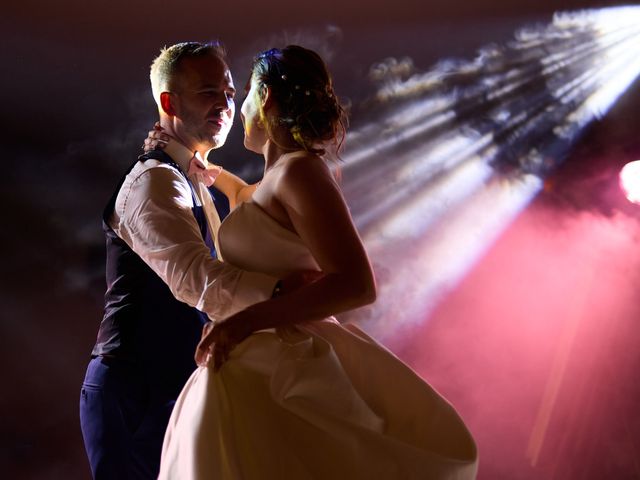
[197,153,377,367]
[143,125,258,209]
[267,155,377,317]
[211,169,258,210]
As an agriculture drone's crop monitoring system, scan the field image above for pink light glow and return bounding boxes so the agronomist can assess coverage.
[385,202,640,479]
[619,160,640,204]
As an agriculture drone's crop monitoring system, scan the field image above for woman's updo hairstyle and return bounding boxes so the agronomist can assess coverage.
[251,45,347,157]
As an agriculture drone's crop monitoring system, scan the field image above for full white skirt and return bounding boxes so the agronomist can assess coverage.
[158,319,477,480]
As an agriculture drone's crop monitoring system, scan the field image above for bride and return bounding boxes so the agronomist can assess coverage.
[156,45,477,479]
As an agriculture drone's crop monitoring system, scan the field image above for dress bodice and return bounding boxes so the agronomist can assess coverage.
[218,201,320,278]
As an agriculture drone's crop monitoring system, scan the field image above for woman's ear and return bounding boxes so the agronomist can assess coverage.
[261,86,273,111]
[160,92,177,116]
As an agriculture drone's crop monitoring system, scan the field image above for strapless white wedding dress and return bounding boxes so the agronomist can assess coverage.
[158,201,478,479]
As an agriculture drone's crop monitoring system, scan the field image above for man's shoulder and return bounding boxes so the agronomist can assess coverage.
[111,157,191,225]
[127,157,182,182]
[116,157,188,203]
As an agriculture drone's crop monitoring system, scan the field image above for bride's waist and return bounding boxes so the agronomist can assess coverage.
[248,317,339,335]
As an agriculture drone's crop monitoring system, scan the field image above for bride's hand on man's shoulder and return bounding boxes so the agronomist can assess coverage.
[142,122,171,153]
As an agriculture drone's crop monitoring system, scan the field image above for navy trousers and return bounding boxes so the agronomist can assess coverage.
[79,357,175,479]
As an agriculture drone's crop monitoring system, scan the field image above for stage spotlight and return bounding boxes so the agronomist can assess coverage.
[620,160,640,204]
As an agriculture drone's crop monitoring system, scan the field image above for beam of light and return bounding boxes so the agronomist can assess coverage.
[620,160,640,205]
[524,265,595,467]
[361,171,542,335]
[337,6,640,337]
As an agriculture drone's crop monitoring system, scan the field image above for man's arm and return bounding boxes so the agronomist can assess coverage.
[112,163,278,321]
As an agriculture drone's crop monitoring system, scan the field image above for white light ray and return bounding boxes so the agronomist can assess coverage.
[337,7,640,337]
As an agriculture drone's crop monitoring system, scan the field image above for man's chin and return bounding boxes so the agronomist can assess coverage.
[210,134,229,149]
[198,133,229,151]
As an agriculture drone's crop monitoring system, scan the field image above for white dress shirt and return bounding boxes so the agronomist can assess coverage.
[109,141,277,322]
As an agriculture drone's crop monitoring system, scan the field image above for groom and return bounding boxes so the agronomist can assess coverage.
[80,42,281,479]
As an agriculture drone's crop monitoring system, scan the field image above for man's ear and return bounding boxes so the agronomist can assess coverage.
[160,92,176,116]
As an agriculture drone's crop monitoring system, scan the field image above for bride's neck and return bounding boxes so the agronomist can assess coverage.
[262,138,303,172]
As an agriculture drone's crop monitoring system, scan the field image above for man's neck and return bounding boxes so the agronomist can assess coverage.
[162,140,195,173]
[158,118,215,164]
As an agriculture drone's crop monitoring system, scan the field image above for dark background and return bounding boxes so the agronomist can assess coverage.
[2,0,640,478]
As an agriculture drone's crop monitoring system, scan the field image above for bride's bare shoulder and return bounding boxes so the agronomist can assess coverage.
[274,152,342,211]
[279,151,333,183]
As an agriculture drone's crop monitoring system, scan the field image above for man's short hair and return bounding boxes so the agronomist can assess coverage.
[150,41,227,105]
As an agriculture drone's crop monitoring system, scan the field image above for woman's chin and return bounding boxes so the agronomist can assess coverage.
[243,138,261,154]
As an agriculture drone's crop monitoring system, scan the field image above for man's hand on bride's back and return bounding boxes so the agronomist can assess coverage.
[275,270,323,297]
[142,122,170,153]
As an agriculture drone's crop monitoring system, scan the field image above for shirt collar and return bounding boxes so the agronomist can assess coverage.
[163,140,198,173]
[163,141,216,172]
[197,148,216,164]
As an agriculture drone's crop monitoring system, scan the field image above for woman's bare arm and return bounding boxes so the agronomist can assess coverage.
[210,169,258,210]
[196,153,377,367]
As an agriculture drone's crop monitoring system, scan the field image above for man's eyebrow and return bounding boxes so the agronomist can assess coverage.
[198,83,236,91]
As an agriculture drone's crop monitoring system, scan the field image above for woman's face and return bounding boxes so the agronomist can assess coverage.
[240,74,267,153]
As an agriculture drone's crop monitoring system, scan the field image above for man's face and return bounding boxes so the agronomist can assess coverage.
[171,54,236,152]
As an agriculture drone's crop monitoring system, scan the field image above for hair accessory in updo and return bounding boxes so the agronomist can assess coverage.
[250,45,347,157]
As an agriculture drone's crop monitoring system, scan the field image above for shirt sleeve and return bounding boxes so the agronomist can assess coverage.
[112,164,278,321]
